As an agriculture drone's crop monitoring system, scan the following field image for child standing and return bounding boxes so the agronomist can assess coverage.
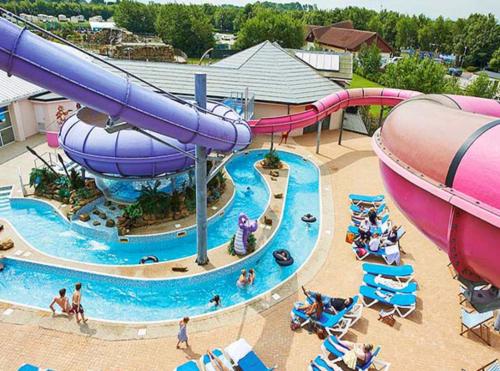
[176,317,190,349]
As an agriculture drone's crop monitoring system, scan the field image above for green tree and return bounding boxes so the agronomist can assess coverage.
[155,4,214,57]
[236,8,304,49]
[465,73,498,98]
[113,0,156,34]
[489,48,500,72]
[395,16,419,49]
[381,56,447,94]
[356,43,381,81]
[454,14,500,68]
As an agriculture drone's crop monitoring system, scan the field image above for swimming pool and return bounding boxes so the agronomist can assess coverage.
[0,151,269,265]
[0,150,321,322]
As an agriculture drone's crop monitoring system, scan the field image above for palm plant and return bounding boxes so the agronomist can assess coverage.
[136,180,171,217]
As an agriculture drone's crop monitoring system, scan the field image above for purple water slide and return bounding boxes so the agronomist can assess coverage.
[0,18,251,152]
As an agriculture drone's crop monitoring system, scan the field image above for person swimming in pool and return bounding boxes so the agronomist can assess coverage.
[49,288,70,315]
[209,295,221,307]
[248,268,256,284]
[237,269,248,287]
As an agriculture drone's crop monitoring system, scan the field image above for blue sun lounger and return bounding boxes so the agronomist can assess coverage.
[362,263,414,282]
[308,355,337,371]
[305,294,363,325]
[174,360,201,371]
[363,274,417,294]
[320,336,389,371]
[18,365,55,371]
[200,348,234,371]
[292,304,352,338]
[224,339,275,371]
[349,194,385,206]
[360,285,416,318]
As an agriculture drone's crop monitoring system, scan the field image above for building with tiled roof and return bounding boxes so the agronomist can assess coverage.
[306,20,393,58]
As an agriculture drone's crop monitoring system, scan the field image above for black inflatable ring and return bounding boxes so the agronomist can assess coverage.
[273,249,294,266]
[140,255,159,264]
[302,213,317,223]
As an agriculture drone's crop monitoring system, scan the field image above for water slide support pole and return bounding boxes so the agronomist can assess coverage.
[315,117,322,154]
[195,73,209,265]
[338,109,345,145]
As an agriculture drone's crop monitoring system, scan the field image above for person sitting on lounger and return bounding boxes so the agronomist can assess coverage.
[327,339,374,368]
[302,287,353,314]
[368,208,378,225]
[358,218,371,240]
[207,350,231,371]
[297,293,324,320]
[382,225,399,246]
[368,233,381,252]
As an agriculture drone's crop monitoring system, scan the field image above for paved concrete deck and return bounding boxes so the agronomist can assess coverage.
[0,132,497,370]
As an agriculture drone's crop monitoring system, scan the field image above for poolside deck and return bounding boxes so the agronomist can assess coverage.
[0,130,497,370]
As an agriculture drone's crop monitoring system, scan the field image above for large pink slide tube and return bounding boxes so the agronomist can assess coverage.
[0,18,251,152]
[373,95,500,287]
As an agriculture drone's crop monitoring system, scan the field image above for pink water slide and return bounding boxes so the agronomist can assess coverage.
[251,88,500,288]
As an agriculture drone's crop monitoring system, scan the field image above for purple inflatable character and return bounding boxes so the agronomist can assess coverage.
[234,212,258,255]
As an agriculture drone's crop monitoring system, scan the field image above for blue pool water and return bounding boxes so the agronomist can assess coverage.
[0,150,320,322]
[0,151,269,265]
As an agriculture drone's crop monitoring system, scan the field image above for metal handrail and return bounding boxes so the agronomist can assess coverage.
[0,8,242,124]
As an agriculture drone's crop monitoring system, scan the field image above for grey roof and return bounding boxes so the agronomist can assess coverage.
[0,71,46,106]
[100,41,342,105]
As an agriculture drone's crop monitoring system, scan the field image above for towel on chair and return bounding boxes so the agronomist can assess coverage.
[342,350,357,369]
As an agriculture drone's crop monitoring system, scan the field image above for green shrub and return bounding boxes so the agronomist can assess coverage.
[29,167,59,193]
[125,203,143,220]
[136,180,171,216]
[262,150,282,169]
[246,233,256,253]
[227,235,235,255]
[68,169,85,190]
[170,190,181,213]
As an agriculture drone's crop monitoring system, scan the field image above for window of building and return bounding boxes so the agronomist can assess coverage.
[0,106,15,147]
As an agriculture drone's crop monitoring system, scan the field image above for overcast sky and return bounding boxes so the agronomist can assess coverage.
[147,0,500,20]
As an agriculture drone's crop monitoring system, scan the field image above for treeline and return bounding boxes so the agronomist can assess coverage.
[2,0,499,66]
[0,0,114,20]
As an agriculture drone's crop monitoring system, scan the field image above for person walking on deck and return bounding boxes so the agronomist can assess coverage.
[177,317,190,348]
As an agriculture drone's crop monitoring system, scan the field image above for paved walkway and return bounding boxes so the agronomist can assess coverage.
[0,132,497,370]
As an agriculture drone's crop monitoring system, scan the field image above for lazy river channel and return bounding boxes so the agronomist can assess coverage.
[0,150,320,322]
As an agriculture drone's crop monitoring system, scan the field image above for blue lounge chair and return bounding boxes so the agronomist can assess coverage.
[224,339,275,371]
[359,285,416,318]
[18,365,55,371]
[174,360,200,371]
[460,309,494,346]
[349,194,385,206]
[308,355,337,371]
[363,274,417,294]
[320,336,390,371]
[292,305,352,339]
[362,263,414,283]
[477,359,500,371]
[200,348,234,371]
[305,294,363,325]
